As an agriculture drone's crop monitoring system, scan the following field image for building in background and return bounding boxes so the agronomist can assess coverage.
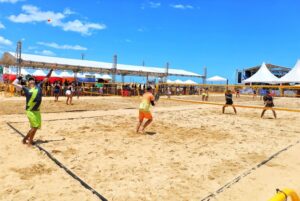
[236,63,291,84]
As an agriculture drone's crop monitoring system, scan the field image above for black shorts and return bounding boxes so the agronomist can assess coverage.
[265,103,274,107]
[226,100,233,105]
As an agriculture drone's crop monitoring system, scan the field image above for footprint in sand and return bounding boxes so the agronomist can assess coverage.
[52,149,62,154]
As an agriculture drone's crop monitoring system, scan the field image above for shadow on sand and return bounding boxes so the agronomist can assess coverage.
[145,131,156,135]
[34,138,66,145]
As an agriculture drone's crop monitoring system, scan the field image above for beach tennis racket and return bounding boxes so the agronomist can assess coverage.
[155,93,160,102]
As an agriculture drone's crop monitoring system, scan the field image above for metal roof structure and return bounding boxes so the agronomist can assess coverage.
[1,52,203,78]
[244,63,291,71]
[242,62,279,84]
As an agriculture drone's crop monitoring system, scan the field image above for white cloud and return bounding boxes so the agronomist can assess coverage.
[149,1,161,8]
[141,1,161,9]
[137,28,144,32]
[0,0,22,3]
[0,36,13,46]
[8,5,106,35]
[170,4,194,9]
[0,22,5,29]
[62,20,106,35]
[63,8,75,15]
[37,42,87,51]
[28,46,37,50]
[34,50,55,56]
[8,5,66,24]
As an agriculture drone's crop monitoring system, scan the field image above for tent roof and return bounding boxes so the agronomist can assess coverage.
[242,62,279,84]
[184,79,197,84]
[2,52,203,78]
[32,69,46,76]
[278,60,300,83]
[174,79,184,83]
[21,68,31,75]
[206,75,227,82]
[50,70,61,77]
[77,72,91,78]
[94,73,102,79]
[59,70,74,77]
[101,74,112,80]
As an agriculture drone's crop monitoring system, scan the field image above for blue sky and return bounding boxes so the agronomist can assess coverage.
[0,0,300,83]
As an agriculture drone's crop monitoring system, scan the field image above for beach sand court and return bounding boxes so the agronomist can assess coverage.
[1,96,300,200]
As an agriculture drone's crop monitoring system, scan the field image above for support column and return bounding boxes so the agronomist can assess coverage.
[111,54,117,95]
[146,73,149,85]
[121,74,125,83]
[112,54,117,83]
[74,71,78,83]
[203,66,207,84]
[16,41,22,76]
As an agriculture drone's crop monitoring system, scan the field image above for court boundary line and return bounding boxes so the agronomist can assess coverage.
[7,119,300,201]
[6,122,108,201]
[1,107,135,116]
[8,107,202,124]
[7,106,300,200]
[200,140,300,201]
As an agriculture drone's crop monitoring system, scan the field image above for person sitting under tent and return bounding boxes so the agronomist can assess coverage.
[261,91,277,119]
[222,90,237,114]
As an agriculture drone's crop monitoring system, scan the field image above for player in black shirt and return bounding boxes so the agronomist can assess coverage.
[261,91,276,119]
[222,90,237,114]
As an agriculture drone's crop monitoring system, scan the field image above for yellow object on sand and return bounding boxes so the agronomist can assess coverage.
[268,188,300,201]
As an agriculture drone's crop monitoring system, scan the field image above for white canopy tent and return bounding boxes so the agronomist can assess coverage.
[59,70,74,78]
[94,73,103,79]
[206,75,227,82]
[278,60,300,83]
[174,79,184,84]
[8,67,16,75]
[77,72,86,78]
[50,70,61,77]
[32,69,46,76]
[242,62,279,84]
[21,68,31,75]
[184,79,197,84]
[101,74,112,80]
[7,67,31,75]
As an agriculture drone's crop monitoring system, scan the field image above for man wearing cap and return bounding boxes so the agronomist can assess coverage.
[261,90,277,119]
[136,86,156,133]
[12,69,53,146]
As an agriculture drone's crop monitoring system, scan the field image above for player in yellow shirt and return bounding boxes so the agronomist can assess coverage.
[136,86,156,133]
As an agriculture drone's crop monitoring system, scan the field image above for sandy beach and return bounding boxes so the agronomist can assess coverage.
[0,95,300,201]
